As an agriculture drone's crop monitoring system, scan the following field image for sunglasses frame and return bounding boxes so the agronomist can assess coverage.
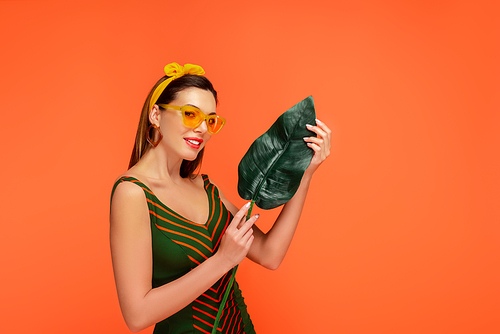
[157,104,226,135]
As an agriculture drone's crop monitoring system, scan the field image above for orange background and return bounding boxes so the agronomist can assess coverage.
[1,0,498,333]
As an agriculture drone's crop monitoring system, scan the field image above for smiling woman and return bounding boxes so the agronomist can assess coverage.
[128,64,219,178]
[109,62,331,333]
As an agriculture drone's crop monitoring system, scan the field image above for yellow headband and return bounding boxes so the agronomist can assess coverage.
[149,62,206,111]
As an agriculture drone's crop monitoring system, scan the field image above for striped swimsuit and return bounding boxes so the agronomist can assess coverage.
[111,175,255,334]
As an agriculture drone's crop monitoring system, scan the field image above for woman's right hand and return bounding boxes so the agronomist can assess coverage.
[216,202,258,269]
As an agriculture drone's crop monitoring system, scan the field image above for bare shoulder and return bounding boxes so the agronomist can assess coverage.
[110,177,149,229]
[111,167,148,203]
[111,178,145,204]
[191,174,206,188]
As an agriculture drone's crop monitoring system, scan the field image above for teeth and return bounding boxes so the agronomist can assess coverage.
[187,139,200,145]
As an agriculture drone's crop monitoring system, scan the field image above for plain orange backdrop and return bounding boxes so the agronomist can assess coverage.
[0,0,498,333]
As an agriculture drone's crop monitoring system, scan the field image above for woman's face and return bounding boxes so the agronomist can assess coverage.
[157,87,217,161]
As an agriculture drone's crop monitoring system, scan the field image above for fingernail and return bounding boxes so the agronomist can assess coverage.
[303,137,308,140]
[255,214,260,219]
[245,202,251,208]
[306,124,313,128]
[316,118,322,124]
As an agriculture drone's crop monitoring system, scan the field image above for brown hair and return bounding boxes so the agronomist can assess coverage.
[128,74,218,179]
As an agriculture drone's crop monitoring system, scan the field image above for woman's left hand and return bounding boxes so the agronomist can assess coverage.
[303,119,332,174]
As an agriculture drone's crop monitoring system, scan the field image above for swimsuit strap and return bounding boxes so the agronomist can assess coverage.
[110,174,212,209]
[110,176,156,206]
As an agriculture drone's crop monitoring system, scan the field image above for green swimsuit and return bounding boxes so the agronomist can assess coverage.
[111,174,255,334]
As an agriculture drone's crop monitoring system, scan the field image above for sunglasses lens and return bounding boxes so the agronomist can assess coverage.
[182,108,203,127]
[207,116,225,134]
[181,106,225,134]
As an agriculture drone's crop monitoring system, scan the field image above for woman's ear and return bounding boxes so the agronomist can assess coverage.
[149,105,161,126]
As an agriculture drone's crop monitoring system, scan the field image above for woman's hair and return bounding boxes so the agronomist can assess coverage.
[128,74,218,179]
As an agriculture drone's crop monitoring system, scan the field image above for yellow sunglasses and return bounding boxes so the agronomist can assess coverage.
[158,104,226,135]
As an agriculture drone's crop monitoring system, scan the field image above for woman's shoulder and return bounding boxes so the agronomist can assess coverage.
[190,173,209,188]
[111,170,148,204]
[112,164,152,189]
[109,176,150,229]
[114,166,142,183]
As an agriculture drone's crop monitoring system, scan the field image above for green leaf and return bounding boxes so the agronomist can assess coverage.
[213,96,316,334]
[238,96,316,209]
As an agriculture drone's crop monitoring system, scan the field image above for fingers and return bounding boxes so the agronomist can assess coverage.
[244,233,255,250]
[303,136,323,146]
[239,222,255,246]
[315,119,332,135]
[304,119,331,147]
[304,136,327,154]
[303,119,332,170]
[218,206,258,268]
[236,213,259,238]
[306,119,331,139]
[227,202,251,231]
[305,141,322,152]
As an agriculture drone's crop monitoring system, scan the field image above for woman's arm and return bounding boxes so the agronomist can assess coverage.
[219,119,331,270]
[110,181,256,332]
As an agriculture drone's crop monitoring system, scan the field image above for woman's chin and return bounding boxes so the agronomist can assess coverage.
[181,144,205,162]
[183,152,200,162]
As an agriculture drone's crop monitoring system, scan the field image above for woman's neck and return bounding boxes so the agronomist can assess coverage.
[133,147,184,183]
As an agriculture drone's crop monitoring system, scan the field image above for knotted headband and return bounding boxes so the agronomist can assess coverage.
[149,62,206,111]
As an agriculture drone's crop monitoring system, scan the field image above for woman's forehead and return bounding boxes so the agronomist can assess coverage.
[173,87,217,114]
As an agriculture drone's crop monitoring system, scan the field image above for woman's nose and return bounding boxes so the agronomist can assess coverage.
[193,119,209,134]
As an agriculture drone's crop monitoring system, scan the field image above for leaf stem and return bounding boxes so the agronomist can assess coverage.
[246,199,255,220]
[212,199,255,333]
[212,265,237,333]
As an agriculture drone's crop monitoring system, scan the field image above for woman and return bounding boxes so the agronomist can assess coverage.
[110,63,331,333]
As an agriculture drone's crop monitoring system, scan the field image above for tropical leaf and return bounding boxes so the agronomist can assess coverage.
[237,95,316,209]
[212,96,316,334]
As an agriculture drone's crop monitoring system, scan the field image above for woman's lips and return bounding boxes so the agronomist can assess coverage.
[184,137,203,149]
